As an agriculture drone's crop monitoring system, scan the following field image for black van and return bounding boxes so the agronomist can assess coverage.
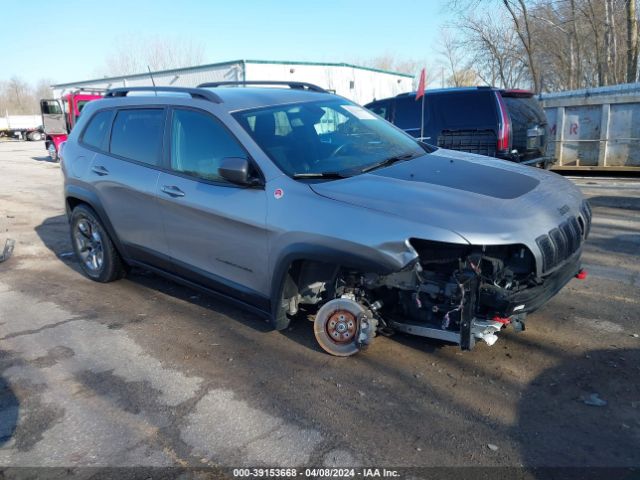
[365,87,550,168]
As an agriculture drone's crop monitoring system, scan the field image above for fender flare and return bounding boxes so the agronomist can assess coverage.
[65,184,129,260]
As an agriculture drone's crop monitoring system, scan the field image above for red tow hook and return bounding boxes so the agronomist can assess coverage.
[492,316,511,325]
[575,269,588,280]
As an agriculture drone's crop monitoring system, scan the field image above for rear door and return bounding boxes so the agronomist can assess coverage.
[90,107,169,262]
[157,107,269,306]
[40,99,67,134]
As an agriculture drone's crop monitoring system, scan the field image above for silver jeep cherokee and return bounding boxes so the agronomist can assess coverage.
[61,81,590,356]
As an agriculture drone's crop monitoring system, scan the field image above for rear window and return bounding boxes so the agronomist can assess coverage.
[428,91,497,129]
[81,110,113,150]
[110,109,164,166]
[394,97,422,129]
[502,95,546,126]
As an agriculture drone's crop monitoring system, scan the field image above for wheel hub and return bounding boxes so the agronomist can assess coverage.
[74,219,104,272]
[326,309,357,344]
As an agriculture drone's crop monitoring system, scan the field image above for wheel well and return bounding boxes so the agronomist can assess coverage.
[65,196,87,215]
[65,196,129,267]
[285,259,342,307]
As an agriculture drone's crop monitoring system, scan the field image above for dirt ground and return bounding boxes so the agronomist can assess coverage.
[0,141,638,473]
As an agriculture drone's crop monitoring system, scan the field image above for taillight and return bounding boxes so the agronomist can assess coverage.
[496,93,511,153]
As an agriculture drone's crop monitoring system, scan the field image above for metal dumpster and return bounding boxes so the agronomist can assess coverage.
[540,83,640,171]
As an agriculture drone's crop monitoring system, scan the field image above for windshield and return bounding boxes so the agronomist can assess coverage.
[233,99,425,177]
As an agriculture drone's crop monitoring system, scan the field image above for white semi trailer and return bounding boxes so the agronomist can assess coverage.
[0,114,43,141]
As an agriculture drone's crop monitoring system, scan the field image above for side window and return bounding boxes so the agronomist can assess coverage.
[170,109,246,182]
[110,109,164,166]
[81,110,113,150]
[315,107,349,135]
[41,100,62,115]
[367,101,391,121]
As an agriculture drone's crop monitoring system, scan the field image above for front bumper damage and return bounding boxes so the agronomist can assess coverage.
[388,252,584,350]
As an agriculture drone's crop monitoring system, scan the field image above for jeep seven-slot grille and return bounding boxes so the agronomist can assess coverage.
[535,201,592,273]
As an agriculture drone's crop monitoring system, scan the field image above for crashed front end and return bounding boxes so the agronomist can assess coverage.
[353,200,592,350]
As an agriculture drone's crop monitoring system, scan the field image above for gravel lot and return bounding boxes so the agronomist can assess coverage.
[0,141,639,471]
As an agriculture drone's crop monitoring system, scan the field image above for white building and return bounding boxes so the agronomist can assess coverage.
[51,59,414,105]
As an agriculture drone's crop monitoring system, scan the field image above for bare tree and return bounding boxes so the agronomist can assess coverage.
[458,12,528,88]
[604,0,618,84]
[439,30,478,86]
[0,77,54,114]
[502,0,541,92]
[0,77,31,114]
[447,0,636,91]
[102,36,205,76]
[357,55,439,89]
[627,0,638,82]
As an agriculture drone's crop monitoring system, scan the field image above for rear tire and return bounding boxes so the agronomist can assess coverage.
[27,131,43,141]
[70,205,125,282]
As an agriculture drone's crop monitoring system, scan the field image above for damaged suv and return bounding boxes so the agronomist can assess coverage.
[61,82,590,356]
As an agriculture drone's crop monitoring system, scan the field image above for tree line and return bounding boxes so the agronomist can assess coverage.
[0,78,52,116]
[441,0,639,92]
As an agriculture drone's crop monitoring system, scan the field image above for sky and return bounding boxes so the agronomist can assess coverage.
[1,0,453,86]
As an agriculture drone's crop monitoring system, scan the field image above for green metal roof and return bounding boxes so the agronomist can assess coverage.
[52,59,413,88]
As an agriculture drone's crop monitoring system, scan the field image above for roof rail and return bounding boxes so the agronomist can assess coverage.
[104,86,222,103]
[197,80,327,93]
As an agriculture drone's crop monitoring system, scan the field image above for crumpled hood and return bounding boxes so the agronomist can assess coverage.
[310,149,585,246]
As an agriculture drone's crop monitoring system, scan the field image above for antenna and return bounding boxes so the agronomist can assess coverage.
[147,66,157,96]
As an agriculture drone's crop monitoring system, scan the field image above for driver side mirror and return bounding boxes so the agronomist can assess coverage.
[218,157,262,187]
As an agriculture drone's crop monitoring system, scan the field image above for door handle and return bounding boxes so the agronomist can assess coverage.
[91,165,109,176]
[161,185,185,198]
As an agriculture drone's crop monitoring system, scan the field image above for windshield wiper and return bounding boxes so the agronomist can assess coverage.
[292,172,349,179]
[360,152,420,173]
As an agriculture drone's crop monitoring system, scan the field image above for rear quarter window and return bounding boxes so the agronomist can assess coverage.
[81,110,113,150]
[367,100,392,121]
[110,109,165,166]
[502,96,547,126]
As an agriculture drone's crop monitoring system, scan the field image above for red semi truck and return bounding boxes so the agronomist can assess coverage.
[40,89,104,161]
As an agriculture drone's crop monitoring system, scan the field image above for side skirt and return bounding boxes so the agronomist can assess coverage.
[127,259,272,323]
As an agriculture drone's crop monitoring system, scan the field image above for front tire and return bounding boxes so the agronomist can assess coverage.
[47,142,58,162]
[70,205,125,282]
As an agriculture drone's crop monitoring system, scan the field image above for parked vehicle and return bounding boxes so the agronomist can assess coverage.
[0,114,44,141]
[365,87,551,168]
[61,82,589,357]
[40,89,104,161]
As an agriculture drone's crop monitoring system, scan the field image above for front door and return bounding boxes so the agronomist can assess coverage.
[156,107,269,307]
